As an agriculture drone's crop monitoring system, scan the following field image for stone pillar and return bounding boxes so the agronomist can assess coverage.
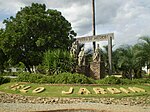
[90,61,105,79]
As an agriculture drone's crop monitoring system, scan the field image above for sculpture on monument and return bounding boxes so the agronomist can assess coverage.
[92,44,101,62]
[78,47,85,66]
[70,40,79,58]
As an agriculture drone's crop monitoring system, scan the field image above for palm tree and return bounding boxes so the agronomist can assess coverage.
[109,36,150,78]
[114,45,143,79]
[137,36,150,73]
[132,44,145,78]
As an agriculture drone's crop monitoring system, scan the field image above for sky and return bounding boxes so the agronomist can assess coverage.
[0,0,150,48]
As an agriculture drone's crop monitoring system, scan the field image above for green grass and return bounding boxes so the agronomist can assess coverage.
[0,82,150,98]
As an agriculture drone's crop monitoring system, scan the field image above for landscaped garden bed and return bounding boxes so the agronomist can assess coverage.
[0,82,150,107]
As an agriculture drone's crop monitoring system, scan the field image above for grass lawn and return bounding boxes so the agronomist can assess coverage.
[0,82,149,98]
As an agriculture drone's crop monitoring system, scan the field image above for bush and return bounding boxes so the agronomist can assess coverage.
[53,72,95,84]
[96,76,150,85]
[15,72,150,84]
[96,76,121,84]
[143,74,150,78]
[16,72,95,84]
[133,78,150,84]
[119,78,133,84]
[119,78,150,85]
[36,64,47,74]
[0,76,11,85]
[17,72,44,83]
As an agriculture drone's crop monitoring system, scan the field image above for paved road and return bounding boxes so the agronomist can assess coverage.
[0,103,150,112]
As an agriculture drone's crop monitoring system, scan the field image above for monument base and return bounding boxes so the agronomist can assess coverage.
[75,65,90,77]
[90,61,105,79]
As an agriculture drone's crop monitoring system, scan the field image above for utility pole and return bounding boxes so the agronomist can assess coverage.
[92,0,112,75]
[108,36,113,75]
[92,0,96,51]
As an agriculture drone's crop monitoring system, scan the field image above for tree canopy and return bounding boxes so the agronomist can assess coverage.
[112,36,150,78]
[0,3,76,72]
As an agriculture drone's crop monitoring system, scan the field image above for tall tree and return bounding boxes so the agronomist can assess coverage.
[0,29,7,73]
[114,45,144,78]
[1,3,76,72]
[137,36,150,72]
[115,45,134,78]
[0,48,7,73]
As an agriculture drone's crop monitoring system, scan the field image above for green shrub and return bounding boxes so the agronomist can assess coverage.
[0,72,9,76]
[38,76,56,84]
[119,78,150,85]
[132,78,150,84]
[43,49,75,75]
[119,78,133,84]
[0,76,11,85]
[17,72,44,83]
[36,64,47,74]
[16,72,95,84]
[53,72,95,84]
[143,74,150,78]
[96,76,121,84]
[16,72,150,84]
[96,76,150,85]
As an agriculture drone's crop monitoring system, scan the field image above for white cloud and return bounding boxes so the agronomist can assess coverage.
[0,0,150,48]
[110,0,150,47]
[0,0,24,15]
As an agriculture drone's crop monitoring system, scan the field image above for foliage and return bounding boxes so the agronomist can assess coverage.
[1,3,76,72]
[113,45,143,78]
[96,76,121,84]
[16,72,150,85]
[16,72,95,84]
[137,36,150,69]
[0,76,11,85]
[36,64,47,74]
[43,49,75,75]
[52,72,95,84]
[98,45,115,74]
[96,76,150,85]
[0,29,7,73]
[112,36,150,78]
[100,45,109,74]
[119,78,150,85]
[16,72,44,83]
[0,48,7,73]
[143,74,150,78]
